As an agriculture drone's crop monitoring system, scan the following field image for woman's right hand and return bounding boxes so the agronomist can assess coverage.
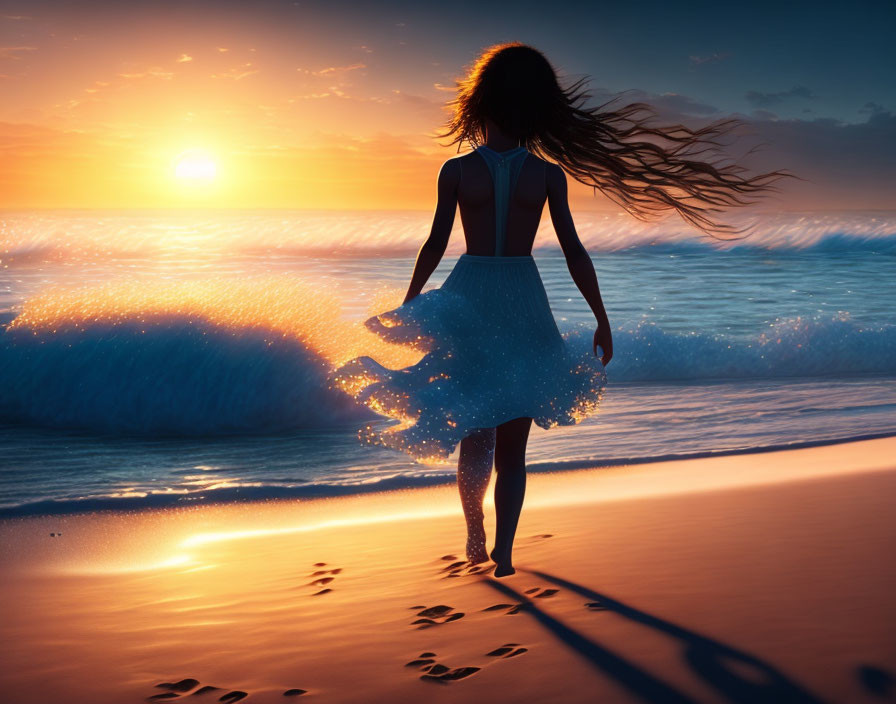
[593,324,613,366]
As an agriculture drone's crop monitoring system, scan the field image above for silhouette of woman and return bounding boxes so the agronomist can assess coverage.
[332,43,785,577]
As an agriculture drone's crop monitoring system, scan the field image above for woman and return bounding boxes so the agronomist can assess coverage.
[331,43,784,577]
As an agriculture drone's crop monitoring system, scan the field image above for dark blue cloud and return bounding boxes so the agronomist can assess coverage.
[743,110,896,208]
[746,86,817,108]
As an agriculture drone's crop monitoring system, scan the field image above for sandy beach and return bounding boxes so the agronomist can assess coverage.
[1,436,894,703]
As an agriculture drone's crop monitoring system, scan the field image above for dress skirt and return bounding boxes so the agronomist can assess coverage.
[330,254,606,461]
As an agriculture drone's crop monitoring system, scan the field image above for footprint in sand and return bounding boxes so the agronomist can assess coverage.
[486,643,529,658]
[219,693,249,703]
[585,600,608,612]
[423,667,480,683]
[480,587,556,616]
[409,604,465,628]
[303,563,342,596]
[149,679,247,701]
[405,644,529,684]
[404,651,480,683]
[439,558,496,579]
[524,587,559,599]
[151,678,199,696]
[481,602,526,615]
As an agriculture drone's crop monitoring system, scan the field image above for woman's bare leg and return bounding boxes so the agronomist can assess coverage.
[457,427,496,564]
[490,416,532,577]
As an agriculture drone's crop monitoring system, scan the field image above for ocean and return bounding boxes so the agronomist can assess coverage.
[1,209,894,516]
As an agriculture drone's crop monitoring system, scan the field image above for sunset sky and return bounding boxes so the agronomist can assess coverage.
[1,0,894,210]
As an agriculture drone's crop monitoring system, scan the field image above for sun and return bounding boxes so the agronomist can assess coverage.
[174,150,217,183]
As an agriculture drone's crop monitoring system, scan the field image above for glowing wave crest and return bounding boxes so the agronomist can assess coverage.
[0,276,418,433]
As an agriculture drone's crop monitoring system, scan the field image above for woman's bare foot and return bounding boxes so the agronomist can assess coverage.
[489,547,515,577]
[466,522,489,564]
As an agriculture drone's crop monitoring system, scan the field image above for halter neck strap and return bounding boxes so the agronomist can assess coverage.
[474,145,529,256]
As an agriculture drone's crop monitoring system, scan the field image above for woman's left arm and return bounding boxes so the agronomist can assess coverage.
[403,158,460,304]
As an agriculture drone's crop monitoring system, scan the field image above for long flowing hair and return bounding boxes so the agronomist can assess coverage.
[440,42,790,237]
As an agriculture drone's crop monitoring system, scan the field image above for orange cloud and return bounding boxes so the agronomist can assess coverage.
[0,46,37,60]
[117,67,174,80]
[84,81,111,94]
[309,63,366,77]
[211,63,258,80]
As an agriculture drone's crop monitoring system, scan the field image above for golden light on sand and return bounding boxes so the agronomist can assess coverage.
[174,150,218,183]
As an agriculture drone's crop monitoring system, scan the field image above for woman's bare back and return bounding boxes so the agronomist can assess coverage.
[455,151,548,257]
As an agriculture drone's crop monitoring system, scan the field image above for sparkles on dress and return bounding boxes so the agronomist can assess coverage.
[330,145,607,461]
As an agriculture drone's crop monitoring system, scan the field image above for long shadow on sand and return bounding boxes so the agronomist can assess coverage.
[485,570,825,704]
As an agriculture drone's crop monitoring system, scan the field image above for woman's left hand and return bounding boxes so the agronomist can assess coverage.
[594,324,613,366]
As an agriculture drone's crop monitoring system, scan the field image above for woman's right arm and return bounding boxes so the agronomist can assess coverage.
[546,162,613,366]
[402,158,460,304]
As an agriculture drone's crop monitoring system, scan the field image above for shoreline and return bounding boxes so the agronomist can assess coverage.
[2,436,894,573]
[3,430,895,519]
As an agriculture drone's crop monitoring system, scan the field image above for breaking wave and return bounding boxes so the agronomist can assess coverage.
[0,290,891,436]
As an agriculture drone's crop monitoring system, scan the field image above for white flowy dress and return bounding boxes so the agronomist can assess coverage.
[331,145,606,461]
